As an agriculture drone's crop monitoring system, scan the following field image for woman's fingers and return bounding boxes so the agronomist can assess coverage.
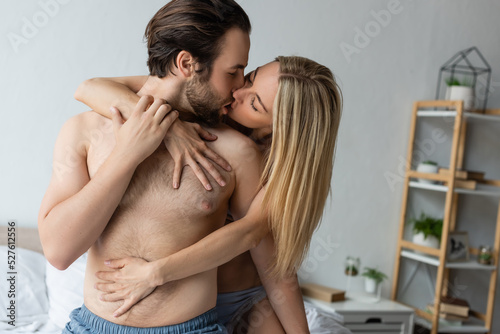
[95,270,119,282]
[172,157,183,189]
[145,98,166,118]
[104,258,128,269]
[201,148,231,172]
[113,299,138,318]
[159,108,179,132]
[95,282,124,293]
[186,156,212,191]
[195,153,226,187]
[153,103,172,121]
[100,291,125,303]
[195,125,218,141]
[133,95,154,117]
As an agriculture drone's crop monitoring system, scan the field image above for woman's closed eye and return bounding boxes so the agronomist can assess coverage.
[250,97,258,112]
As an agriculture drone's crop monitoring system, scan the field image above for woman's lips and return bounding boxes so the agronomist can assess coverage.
[222,102,234,115]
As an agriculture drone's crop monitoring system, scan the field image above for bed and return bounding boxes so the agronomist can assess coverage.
[0,226,351,334]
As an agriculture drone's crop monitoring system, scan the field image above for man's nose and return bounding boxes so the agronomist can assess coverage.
[233,72,245,92]
[232,87,244,103]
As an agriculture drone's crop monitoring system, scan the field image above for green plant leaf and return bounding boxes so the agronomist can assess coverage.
[361,267,388,284]
[408,212,443,240]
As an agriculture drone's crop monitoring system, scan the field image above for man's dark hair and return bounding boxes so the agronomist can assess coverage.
[145,0,251,78]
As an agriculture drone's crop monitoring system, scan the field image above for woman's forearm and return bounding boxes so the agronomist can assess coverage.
[74,76,145,120]
[251,234,310,333]
[148,188,268,285]
[151,213,268,285]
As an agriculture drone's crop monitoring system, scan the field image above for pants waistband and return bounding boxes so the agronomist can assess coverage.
[74,304,220,334]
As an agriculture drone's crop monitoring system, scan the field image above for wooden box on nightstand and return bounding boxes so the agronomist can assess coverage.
[304,296,414,334]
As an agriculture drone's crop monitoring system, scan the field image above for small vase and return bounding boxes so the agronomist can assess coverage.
[447,86,475,111]
[364,278,378,294]
[416,163,439,184]
[412,232,440,250]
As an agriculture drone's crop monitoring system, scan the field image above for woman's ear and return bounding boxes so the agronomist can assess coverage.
[176,51,196,78]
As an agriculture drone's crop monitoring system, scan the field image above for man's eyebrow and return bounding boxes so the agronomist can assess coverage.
[253,67,269,113]
[230,64,246,70]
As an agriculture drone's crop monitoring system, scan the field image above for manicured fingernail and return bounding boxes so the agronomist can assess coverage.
[220,180,226,187]
[113,313,119,318]
[173,182,179,189]
[206,184,212,191]
[226,165,232,171]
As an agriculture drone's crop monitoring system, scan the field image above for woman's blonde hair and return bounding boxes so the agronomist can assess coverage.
[261,56,342,278]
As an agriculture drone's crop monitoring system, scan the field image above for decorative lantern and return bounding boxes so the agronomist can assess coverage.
[435,47,491,112]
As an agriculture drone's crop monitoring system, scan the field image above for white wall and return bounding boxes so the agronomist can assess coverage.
[1,0,500,330]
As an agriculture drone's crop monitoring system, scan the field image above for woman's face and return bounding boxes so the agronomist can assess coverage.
[227,61,279,130]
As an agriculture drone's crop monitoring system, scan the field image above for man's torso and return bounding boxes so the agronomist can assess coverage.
[81,112,234,327]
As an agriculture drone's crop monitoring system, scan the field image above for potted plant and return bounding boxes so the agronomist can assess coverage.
[445,77,475,111]
[416,160,439,184]
[409,213,443,249]
[362,267,388,294]
[344,256,360,276]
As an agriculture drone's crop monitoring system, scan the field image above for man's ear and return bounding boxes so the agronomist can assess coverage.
[176,51,196,78]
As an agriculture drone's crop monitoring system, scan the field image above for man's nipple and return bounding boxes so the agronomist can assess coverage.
[201,199,213,211]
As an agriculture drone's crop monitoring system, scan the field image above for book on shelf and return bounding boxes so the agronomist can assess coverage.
[438,168,485,181]
[444,179,477,190]
[439,296,470,317]
[425,304,469,326]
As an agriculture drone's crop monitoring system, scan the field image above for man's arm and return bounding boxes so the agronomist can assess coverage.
[38,97,176,270]
[251,234,310,334]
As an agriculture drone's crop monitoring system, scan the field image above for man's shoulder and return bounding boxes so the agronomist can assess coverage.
[208,124,260,160]
[61,111,110,134]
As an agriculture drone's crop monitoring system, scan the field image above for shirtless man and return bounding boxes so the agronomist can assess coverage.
[38,1,260,332]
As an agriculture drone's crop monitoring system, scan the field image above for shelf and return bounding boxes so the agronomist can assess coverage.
[417,110,500,122]
[409,181,500,197]
[401,250,497,270]
[415,316,488,333]
[393,101,500,334]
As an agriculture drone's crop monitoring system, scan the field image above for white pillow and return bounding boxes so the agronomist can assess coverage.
[45,252,87,329]
[0,246,49,323]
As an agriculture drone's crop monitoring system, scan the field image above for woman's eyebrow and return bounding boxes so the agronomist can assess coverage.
[253,67,260,81]
[256,95,268,113]
[252,67,269,113]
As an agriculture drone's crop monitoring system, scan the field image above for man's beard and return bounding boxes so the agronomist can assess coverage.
[185,76,228,127]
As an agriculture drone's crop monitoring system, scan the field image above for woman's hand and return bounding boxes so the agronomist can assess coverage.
[163,120,232,190]
[111,96,178,166]
[94,257,160,318]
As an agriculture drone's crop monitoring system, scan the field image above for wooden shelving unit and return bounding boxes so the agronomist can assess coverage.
[391,100,500,334]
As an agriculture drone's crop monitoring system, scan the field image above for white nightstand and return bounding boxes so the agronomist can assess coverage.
[304,296,414,334]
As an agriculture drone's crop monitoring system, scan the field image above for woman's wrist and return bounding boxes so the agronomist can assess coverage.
[150,257,171,286]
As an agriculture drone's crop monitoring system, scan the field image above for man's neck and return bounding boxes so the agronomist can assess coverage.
[137,75,197,122]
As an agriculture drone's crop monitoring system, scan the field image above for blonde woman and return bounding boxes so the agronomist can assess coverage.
[75,56,342,333]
